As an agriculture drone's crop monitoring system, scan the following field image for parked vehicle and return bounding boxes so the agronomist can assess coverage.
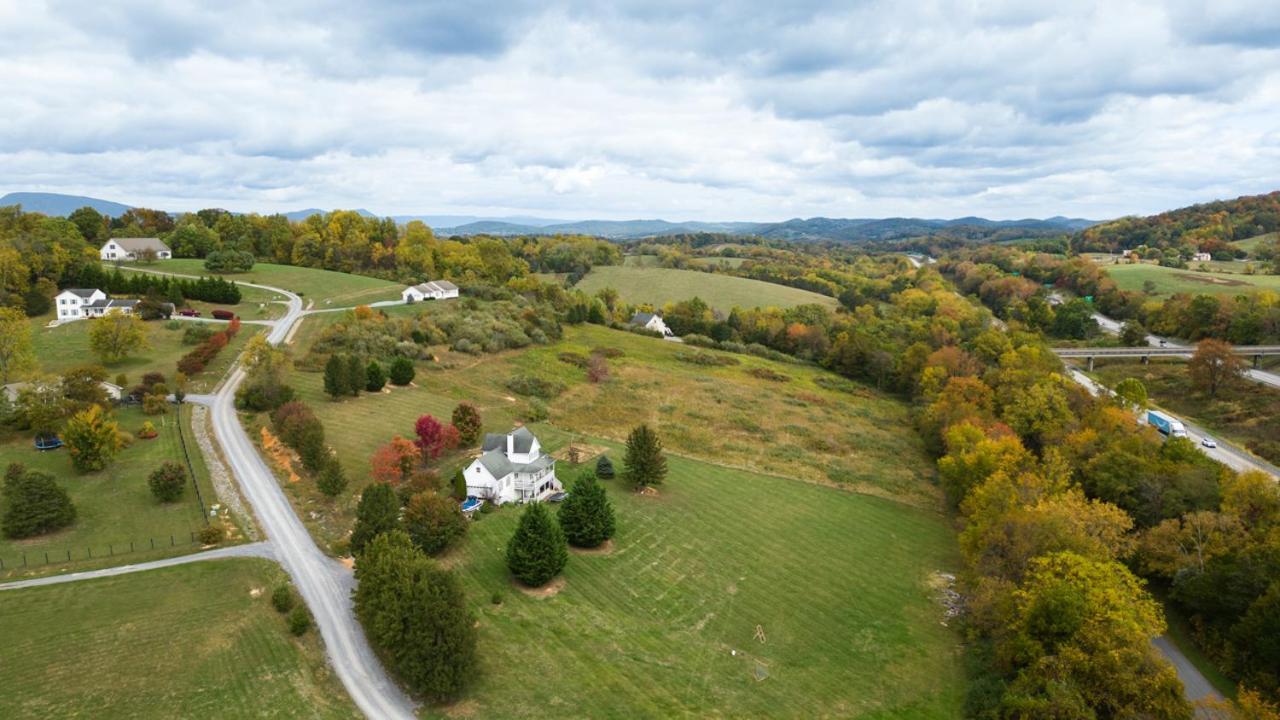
[1147,410,1188,438]
[1201,437,1217,448]
[211,309,235,320]
[178,309,201,317]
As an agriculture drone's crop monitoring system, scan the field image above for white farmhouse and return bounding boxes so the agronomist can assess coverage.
[402,280,459,303]
[53,288,139,322]
[630,311,673,337]
[1192,252,1212,262]
[100,237,172,261]
[462,426,562,505]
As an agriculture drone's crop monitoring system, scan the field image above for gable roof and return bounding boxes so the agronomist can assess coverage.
[409,280,458,294]
[87,298,139,309]
[60,288,102,298]
[475,446,554,479]
[104,237,171,253]
[481,426,537,454]
[630,311,657,325]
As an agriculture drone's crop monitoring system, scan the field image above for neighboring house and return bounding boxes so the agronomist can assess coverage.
[99,237,172,261]
[462,426,561,505]
[1192,252,1212,262]
[53,288,139,322]
[630,311,673,337]
[3,380,122,404]
[402,280,460,303]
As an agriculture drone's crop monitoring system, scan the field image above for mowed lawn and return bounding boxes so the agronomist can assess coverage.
[1104,263,1280,298]
[575,265,839,312]
[133,258,404,307]
[431,451,964,718]
[0,558,358,719]
[0,405,227,578]
[30,313,260,393]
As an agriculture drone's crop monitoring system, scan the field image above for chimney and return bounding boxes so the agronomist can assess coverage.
[506,433,514,456]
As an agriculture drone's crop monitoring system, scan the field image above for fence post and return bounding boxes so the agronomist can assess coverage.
[44,552,48,564]
[151,538,155,550]
[131,541,135,553]
[65,550,70,562]
[170,534,175,547]
[88,547,92,559]
[23,553,27,567]
[109,544,113,557]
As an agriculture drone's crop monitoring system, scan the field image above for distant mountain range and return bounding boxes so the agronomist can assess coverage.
[0,191,1095,242]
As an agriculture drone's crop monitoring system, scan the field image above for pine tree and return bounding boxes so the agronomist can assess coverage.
[389,356,415,386]
[403,491,467,556]
[323,354,348,400]
[506,502,568,586]
[350,482,401,555]
[365,360,386,392]
[345,355,364,397]
[558,472,615,548]
[595,454,615,479]
[451,402,482,446]
[354,530,476,702]
[317,458,348,498]
[622,424,667,490]
[451,469,467,499]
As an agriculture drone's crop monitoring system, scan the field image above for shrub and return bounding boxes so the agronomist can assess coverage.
[389,356,415,386]
[505,375,566,399]
[287,606,311,636]
[182,323,214,346]
[198,522,226,545]
[558,352,589,368]
[675,350,739,366]
[64,404,121,473]
[592,346,624,358]
[558,473,616,548]
[403,491,468,556]
[350,482,401,555]
[272,584,295,613]
[148,461,187,502]
[317,459,348,498]
[142,393,169,415]
[491,591,503,605]
[595,454,615,479]
[2,464,76,539]
[747,367,791,382]
[586,353,609,383]
[451,402,482,446]
[204,249,256,273]
[137,420,158,439]
[522,399,549,422]
[365,360,386,392]
[506,502,568,587]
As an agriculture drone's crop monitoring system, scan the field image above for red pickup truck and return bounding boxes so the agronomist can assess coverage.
[178,309,201,317]
[211,309,236,320]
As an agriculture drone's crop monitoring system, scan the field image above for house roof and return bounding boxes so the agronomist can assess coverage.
[475,447,554,479]
[409,280,459,294]
[480,426,537,454]
[630,311,657,325]
[60,288,102,298]
[87,299,139,309]
[105,237,171,253]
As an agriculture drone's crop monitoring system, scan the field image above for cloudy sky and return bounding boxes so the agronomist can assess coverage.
[2,1,1279,221]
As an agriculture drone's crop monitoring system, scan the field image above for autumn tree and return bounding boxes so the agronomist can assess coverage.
[1188,338,1245,398]
[1120,320,1149,346]
[1113,377,1148,410]
[0,306,35,382]
[148,461,187,502]
[350,482,401,555]
[622,424,667,490]
[403,491,467,556]
[369,436,420,485]
[413,415,447,459]
[557,472,615,548]
[450,402,481,446]
[63,404,121,472]
[506,502,568,587]
[88,310,148,363]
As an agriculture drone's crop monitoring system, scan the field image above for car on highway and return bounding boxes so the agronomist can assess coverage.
[1201,437,1217,448]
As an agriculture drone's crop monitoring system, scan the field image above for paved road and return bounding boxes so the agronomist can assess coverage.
[1090,310,1280,389]
[1153,636,1222,704]
[0,542,276,591]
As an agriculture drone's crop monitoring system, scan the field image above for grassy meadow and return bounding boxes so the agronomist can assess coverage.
[428,450,964,718]
[1232,232,1277,257]
[29,313,261,393]
[574,265,839,312]
[130,258,404,308]
[0,558,358,719]
[1103,263,1280,298]
[0,405,227,579]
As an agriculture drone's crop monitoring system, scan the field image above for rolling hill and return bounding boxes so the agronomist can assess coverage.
[0,191,132,216]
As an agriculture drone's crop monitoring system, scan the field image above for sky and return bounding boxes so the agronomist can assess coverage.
[2,0,1279,222]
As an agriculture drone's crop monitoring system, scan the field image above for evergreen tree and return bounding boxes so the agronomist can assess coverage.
[558,472,615,548]
[354,530,476,702]
[451,469,467,499]
[622,424,667,490]
[403,492,467,556]
[2,463,76,539]
[595,454,615,479]
[323,354,348,399]
[506,502,568,587]
[451,402,482,446]
[317,458,348,498]
[345,355,364,397]
[389,356,415,386]
[365,360,386,392]
[350,482,401,555]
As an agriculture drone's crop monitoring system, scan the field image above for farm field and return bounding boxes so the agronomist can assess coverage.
[278,319,938,551]
[430,449,964,718]
[1092,359,1280,465]
[1232,232,1277,256]
[28,313,261,393]
[127,258,404,308]
[0,558,358,719]
[0,405,227,579]
[574,264,839,312]
[1103,263,1280,298]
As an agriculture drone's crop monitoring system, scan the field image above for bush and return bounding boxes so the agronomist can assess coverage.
[365,360,386,392]
[182,323,214,345]
[403,491,468,556]
[675,350,739,366]
[142,393,169,415]
[204,249,256,274]
[595,454,615,479]
[506,502,568,587]
[389,356,416,386]
[148,461,187,502]
[522,399,549,422]
[317,458,348,497]
[490,591,503,605]
[351,482,401,555]
[271,584,295,613]
[558,352,589,368]
[592,346,624,358]
[505,375,566,399]
[451,402,482,446]
[287,606,311,636]
[747,367,791,382]
[198,522,226,545]
[2,464,76,539]
[137,420,158,439]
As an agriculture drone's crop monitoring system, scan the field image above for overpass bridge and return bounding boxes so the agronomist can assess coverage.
[1053,345,1280,370]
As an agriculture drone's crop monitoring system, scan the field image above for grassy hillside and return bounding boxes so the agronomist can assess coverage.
[1233,232,1277,256]
[0,558,358,718]
[574,265,839,312]
[1103,263,1280,298]
[0,405,227,579]
[428,450,964,718]
[130,259,404,307]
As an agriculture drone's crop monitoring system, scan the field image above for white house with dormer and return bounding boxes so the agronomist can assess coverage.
[54,288,139,322]
[630,311,673,337]
[402,280,459,303]
[100,237,172,261]
[463,426,561,505]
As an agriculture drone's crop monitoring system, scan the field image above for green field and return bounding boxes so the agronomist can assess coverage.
[1104,263,1280,298]
[431,449,964,718]
[0,405,226,579]
[1232,232,1277,257]
[29,314,260,393]
[575,265,839,312]
[128,259,404,307]
[0,558,358,718]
